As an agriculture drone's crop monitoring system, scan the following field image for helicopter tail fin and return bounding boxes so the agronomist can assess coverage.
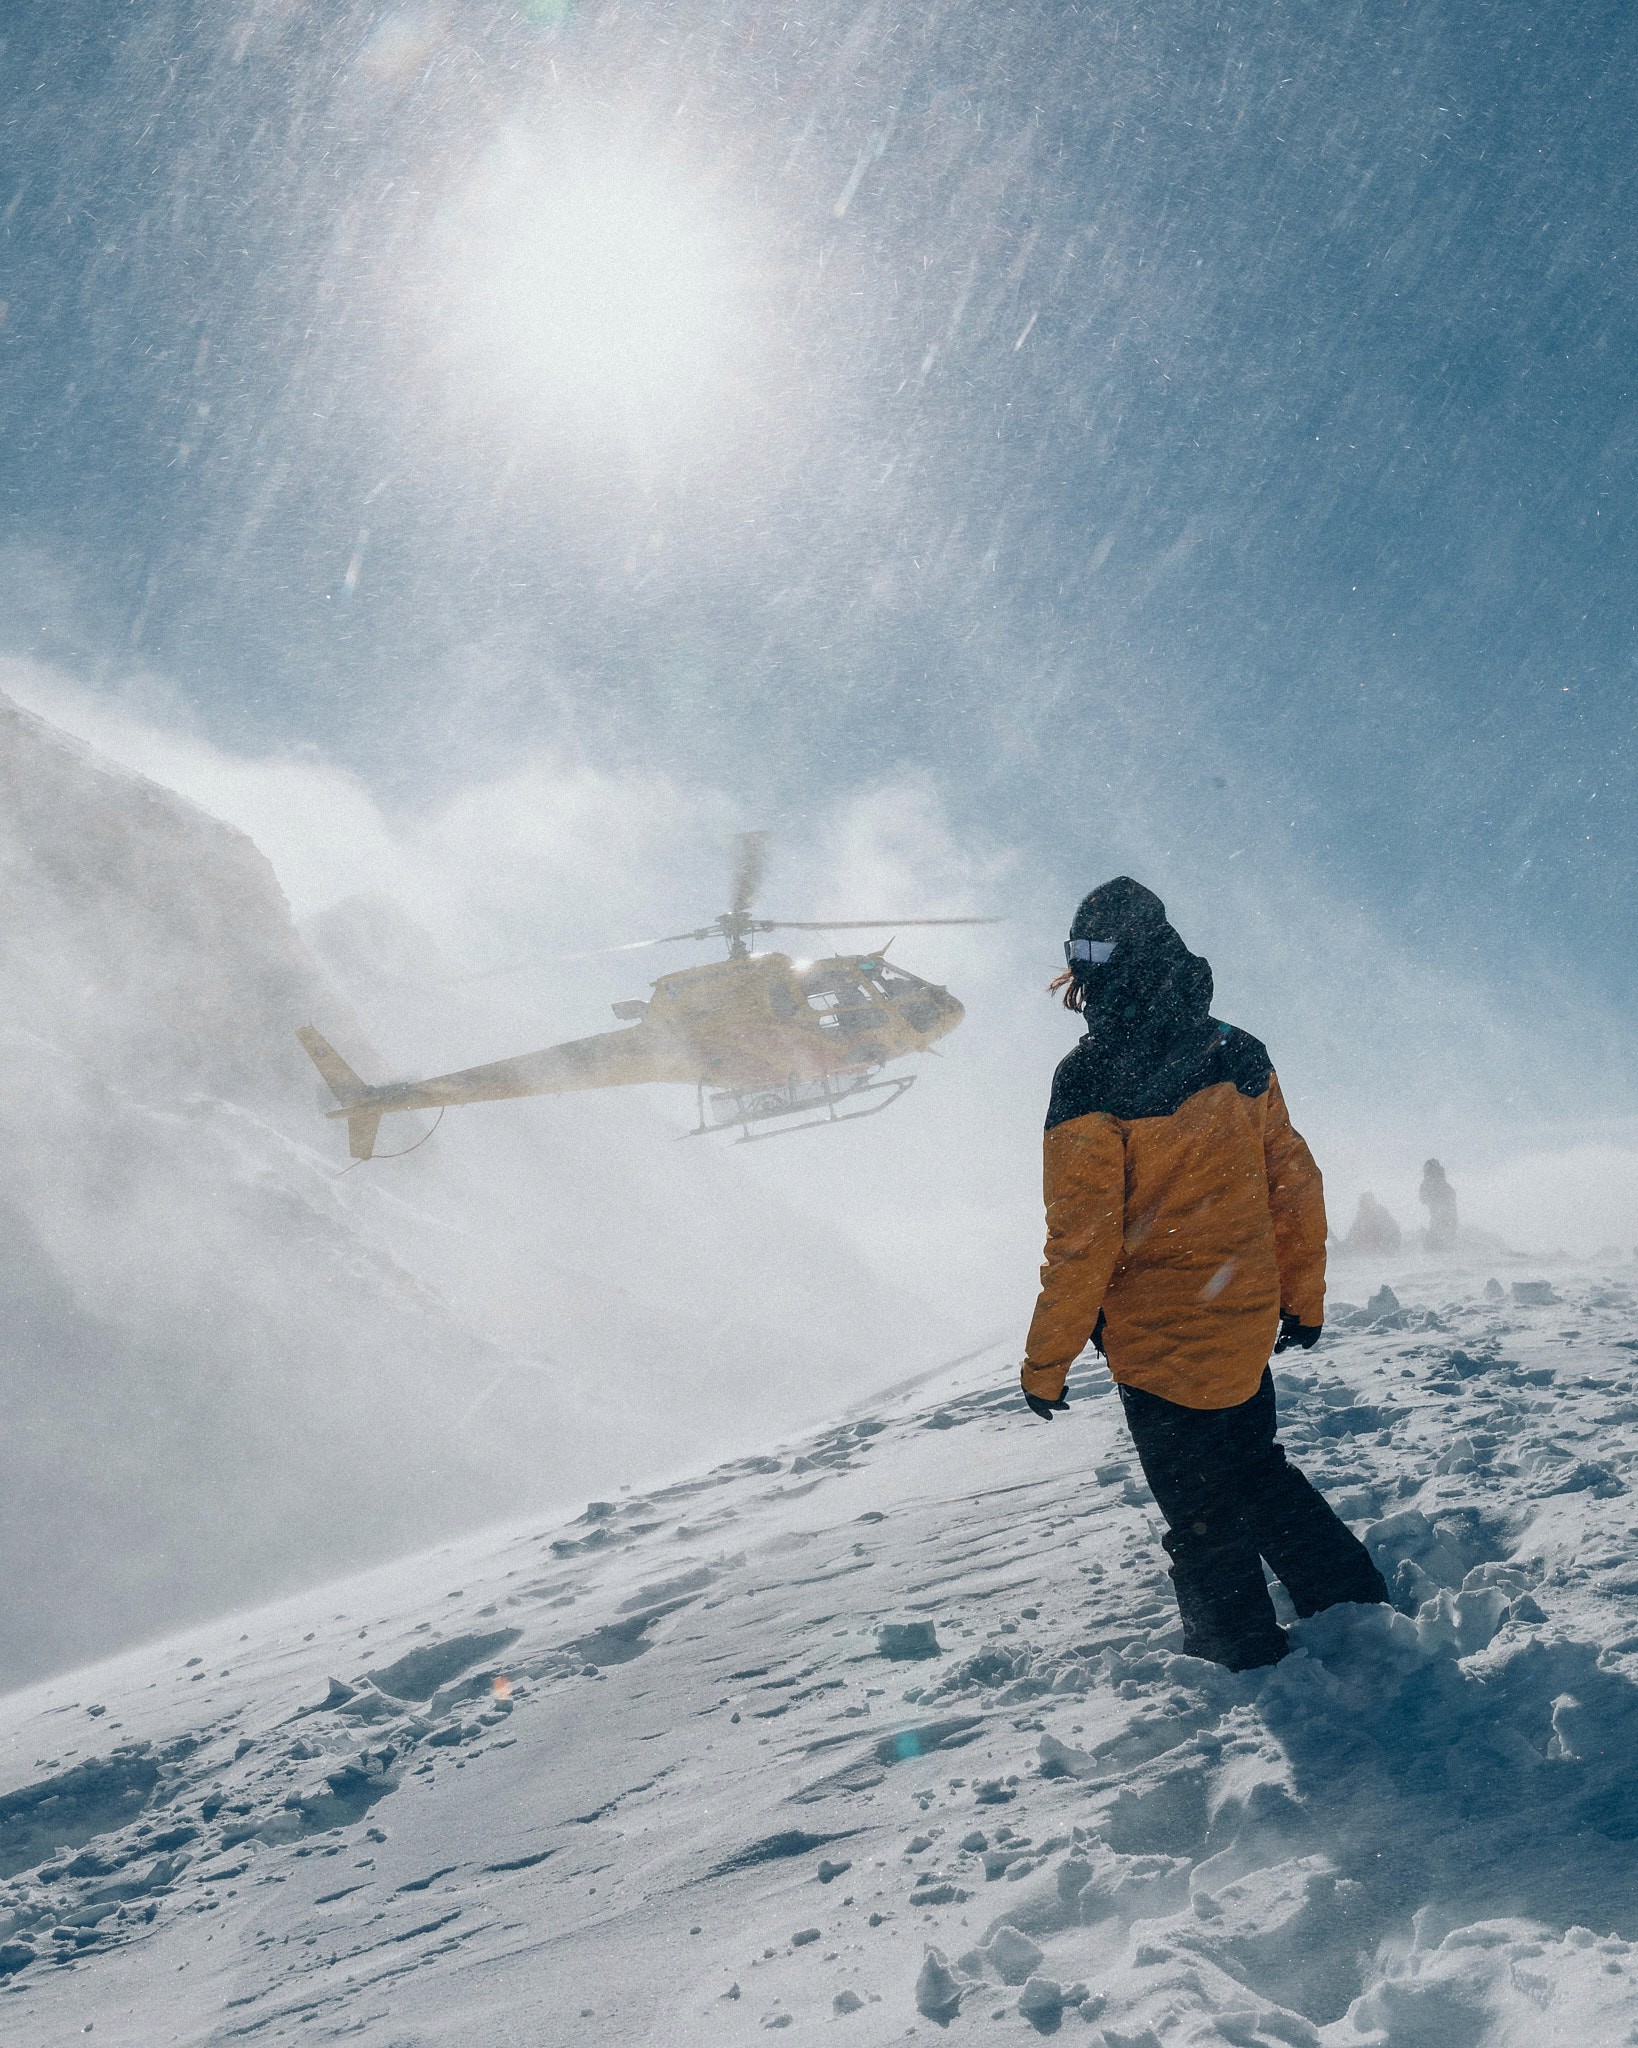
[297,1027,383,1161]
[297,1026,368,1104]
[343,1109,383,1161]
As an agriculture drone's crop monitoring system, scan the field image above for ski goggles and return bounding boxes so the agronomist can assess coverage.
[1064,938,1116,967]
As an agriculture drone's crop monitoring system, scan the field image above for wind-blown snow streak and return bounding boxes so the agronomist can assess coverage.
[3,1266,1637,2042]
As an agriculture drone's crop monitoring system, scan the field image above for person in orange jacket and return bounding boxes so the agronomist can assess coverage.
[1021,877,1386,1670]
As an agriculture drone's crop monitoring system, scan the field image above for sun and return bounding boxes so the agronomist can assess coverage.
[427,127,746,437]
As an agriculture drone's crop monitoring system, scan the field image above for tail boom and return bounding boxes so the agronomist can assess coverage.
[297,1023,683,1161]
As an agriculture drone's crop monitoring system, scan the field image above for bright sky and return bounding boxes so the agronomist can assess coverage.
[1,0,1634,1076]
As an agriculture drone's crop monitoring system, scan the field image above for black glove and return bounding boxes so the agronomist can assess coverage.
[1275,1313,1322,1353]
[1091,1310,1107,1358]
[1024,1391,1070,1421]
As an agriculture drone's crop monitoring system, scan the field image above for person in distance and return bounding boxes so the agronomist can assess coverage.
[1018,877,1387,1671]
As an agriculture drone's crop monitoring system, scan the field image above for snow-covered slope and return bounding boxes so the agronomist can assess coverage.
[4,1265,1638,2045]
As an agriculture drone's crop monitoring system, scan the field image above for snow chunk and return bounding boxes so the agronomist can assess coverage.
[1016,1974,1063,2019]
[370,1630,522,1701]
[914,1946,964,2019]
[876,1621,941,1661]
[985,1923,1043,1985]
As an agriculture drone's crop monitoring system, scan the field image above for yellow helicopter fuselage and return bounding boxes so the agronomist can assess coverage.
[299,952,964,1159]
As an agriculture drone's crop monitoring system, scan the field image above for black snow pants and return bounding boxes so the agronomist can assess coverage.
[1118,1368,1388,1671]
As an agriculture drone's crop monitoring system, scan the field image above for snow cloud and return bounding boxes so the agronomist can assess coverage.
[9,650,1638,1286]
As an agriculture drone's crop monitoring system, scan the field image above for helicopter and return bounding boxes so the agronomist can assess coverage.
[298,834,996,1159]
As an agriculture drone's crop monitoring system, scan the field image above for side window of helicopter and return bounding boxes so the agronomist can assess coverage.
[768,980,802,1018]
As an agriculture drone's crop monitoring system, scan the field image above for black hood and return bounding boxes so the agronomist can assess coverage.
[1068,876,1216,1080]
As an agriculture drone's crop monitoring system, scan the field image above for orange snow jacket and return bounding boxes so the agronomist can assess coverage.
[1021,1028,1326,1412]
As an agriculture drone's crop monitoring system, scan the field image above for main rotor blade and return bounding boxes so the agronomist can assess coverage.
[730,830,770,916]
[754,916,1004,932]
[460,929,709,979]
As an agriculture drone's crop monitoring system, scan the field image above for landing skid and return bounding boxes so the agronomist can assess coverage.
[686,1071,916,1143]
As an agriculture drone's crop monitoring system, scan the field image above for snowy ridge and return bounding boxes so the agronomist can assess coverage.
[0,688,574,1684]
[4,1268,1638,2044]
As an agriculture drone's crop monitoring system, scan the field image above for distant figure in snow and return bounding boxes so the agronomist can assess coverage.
[1017,878,1387,1671]
[1419,1158,1459,1254]
[1342,1192,1403,1257]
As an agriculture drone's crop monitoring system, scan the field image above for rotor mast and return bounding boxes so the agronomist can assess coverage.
[723,830,768,958]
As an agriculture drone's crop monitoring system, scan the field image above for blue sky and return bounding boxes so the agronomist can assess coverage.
[2,0,1634,1017]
